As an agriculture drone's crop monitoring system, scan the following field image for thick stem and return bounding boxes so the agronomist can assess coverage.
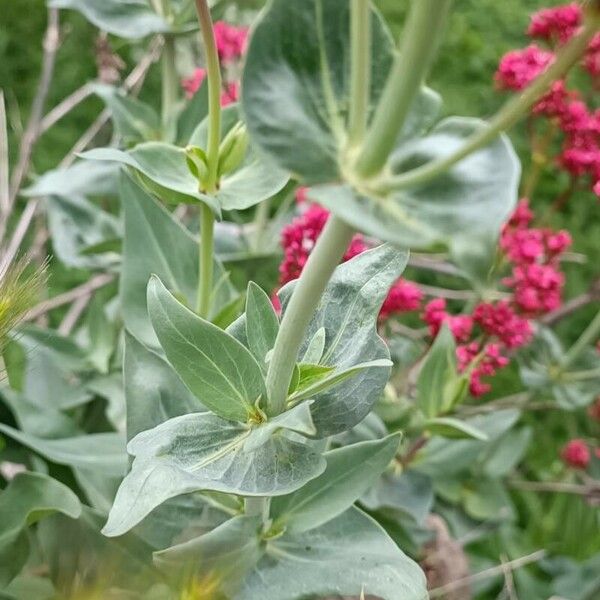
[560,309,600,371]
[161,35,178,130]
[265,217,355,415]
[195,0,222,194]
[381,17,600,192]
[197,203,215,318]
[355,0,452,178]
[348,0,371,146]
[245,497,270,520]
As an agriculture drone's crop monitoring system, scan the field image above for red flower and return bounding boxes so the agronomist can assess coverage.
[495,45,554,91]
[527,3,582,44]
[182,68,206,99]
[473,301,533,349]
[380,280,424,319]
[213,21,248,64]
[561,439,590,469]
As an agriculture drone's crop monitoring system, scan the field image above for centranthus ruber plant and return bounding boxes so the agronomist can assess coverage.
[3,0,600,599]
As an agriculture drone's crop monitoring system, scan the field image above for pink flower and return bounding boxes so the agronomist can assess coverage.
[181,68,206,99]
[379,280,424,319]
[295,187,308,204]
[422,299,473,343]
[527,3,582,44]
[473,301,533,349]
[495,45,554,91]
[213,21,248,64]
[457,342,510,397]
[220,82,239,107]
[504,263,565,316]
[507,198,535,229]
[533,80,574,118]
[594,178,600,197]
[561,439,590,469]
[584,33,600,78]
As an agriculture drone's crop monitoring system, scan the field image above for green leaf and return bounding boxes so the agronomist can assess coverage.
[424,417,489,441]
[22,160,119,198]
[301,327,326,363]
[245,282,279,369]
[119,173,233,348]
[48,0,169,39]
[0,472,81,587]
[86,297,117,374]
[280,244,408,436]
[93,83,161,142]
[417,324,459,418]
[237,507,427,600]
[124,331,203,442]
[315,118,520,249]
[80,145,221,212]
[295,362,333,392]
[176,82,209,145]
[271,434,400,534]
[153,515,262,584]
[242,0,395,183]
[103,410,326,536]
[148,276,266,422]
[0,424,127,477]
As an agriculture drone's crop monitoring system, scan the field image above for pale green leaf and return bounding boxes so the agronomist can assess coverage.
[245,282,279,369]
[425,417,489,441]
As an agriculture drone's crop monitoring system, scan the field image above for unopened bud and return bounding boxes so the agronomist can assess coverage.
[184,145,209,189]
[217,122,249,177]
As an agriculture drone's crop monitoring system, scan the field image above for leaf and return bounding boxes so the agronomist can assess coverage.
[280,244,408,436]
[271,434,400,534]
[361,470,434,524]
[85,297,117,373]
[48,0,169,39]
[0,472,81,587]
[315,118,520,250]
[0,424,127,477]
[103,410,326,536]
[176,82,209,145]
[301,327,326,363]
[288,358,392,404]
[148,276,266,422]
[237,507,427,600]
[119,173,233,348]
[417,324,458,418]
[424,417,489,441]
[242,0,395,183]
[80,145,221,213]
[153,515,262,584]
[123,331,203,442]
[22,160,119,198]
[245,282,279,369]
[93,83,161,142]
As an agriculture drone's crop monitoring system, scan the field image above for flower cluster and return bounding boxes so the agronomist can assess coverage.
[501,199,571,316]
[278,198,423,320]
[181,21,248,105]
[496,4,600,198]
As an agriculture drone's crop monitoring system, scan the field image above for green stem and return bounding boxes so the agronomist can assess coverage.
[380,16,600,192]
[265,217,355,415]
[252,197,271,252]
[560,309,600,371]
[195,0,222,194]
[560,366,600,383]
[348,0,371,146]
[161,35,178,131]
[245,497,269,520]
[354,0,453,178]
[197,203,215,318]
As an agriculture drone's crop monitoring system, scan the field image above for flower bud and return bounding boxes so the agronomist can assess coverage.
[184,145,209,189]
[217,122,248,177]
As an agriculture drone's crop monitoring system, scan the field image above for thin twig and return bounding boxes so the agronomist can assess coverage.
[58,293,91,335]
[540,282,600,326]
[0,92,9,216]
[508,479,600,496]
[429,550,546,598]
[40,82,95,133]
[0,8,60,246]
[408,254,465,277]
[23,273,114,322]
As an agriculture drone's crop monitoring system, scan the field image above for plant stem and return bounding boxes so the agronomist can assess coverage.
[265,217,355,415]
[354,0,452,178]
[197,203,215,318]
[348,0,371,146]
[381,16,600,192]
[252,197,271,252]
[193,0,222,317]
[195,0,222,194]
[560,309,600,371]
[161,36,178,131]
[245,497,269,520]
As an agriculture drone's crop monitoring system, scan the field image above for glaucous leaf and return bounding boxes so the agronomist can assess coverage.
[148,276,265,422]
[424,417,489,441]
[245,282,279,369]
[280,244,408,436]
[48,0,169,39]
[0,472,81,587]
[124,331,203,441]
[22,160,119,199]
[241,0,394,183]
[103,409,326,536]
[314,118,520,249]
[93,83,161,143]
[0,424,127,477]
[271,434,400,534]
[119,173,233,347]
[237,507,427,600]
[46,194,121,270]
